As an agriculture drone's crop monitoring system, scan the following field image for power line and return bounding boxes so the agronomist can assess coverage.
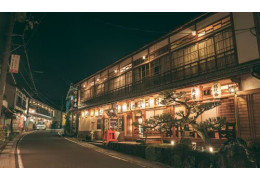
[25,13,46,48]
[22,34,38,95]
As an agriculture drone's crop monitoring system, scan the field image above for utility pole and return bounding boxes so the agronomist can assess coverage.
[0,13,16,123]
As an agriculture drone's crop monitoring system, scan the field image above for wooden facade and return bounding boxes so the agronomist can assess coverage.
[68,13,260,143]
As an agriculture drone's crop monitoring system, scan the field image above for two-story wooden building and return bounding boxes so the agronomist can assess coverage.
[68,12,260,142]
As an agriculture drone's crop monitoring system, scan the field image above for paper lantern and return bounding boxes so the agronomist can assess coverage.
[212,82,221,98]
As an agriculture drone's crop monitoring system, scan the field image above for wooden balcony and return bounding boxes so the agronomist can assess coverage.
[82,53,259,108]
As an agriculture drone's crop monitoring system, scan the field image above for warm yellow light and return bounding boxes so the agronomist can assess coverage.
[142,56,146,60]
[198,31,206,37]
[130,101,135,110]
[171,140,175,145]
[149,98,154,107]
[114,70,118,73]
[228,86,236,94]
[95,111,99,116]
[29,109,35,113]
[117,105,121,112]
[209,146,214,153]
[192,31,197,36]
[99,109,103,115]
[122,104,127,112]
[140,99,145,109]
[90,110,94,116]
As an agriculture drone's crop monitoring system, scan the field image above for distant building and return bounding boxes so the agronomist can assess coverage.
[4,83,29,132]
[68,13,260,142]
[28,98,56,129]
[3,83,62,132]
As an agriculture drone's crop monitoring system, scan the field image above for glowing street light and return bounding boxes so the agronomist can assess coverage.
[209,146,214,153]
[171,140,175,145]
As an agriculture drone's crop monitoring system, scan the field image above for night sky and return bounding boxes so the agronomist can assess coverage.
[11,12,203,110]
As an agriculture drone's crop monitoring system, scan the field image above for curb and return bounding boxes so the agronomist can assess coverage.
[63,137,170,168]
[0,131,34,168]
[0,133,22,168]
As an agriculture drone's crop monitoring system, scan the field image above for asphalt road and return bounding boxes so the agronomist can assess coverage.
[18,131,141,168]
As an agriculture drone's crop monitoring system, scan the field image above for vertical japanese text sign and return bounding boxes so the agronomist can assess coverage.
[9,54,20,73]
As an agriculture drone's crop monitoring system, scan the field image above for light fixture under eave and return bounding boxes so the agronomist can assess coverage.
[228,85,237,94]
[198,31,206,37]
[192,31,197,36]
[142,55,146,60]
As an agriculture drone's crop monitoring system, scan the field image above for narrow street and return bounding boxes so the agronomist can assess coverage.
[18,131,141,168]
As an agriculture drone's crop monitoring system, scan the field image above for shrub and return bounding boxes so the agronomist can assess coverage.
[106,141,256,168]
[248,141,260,167]
[145,144,198,167]
[216,143,255,168]
[195,151,215,168]
[107,143,146,158]
[145,145,164,161]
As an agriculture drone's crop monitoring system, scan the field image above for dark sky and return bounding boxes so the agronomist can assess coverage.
[13,12,203,110]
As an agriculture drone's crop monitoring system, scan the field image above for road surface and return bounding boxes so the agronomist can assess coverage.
[18,131,141,168]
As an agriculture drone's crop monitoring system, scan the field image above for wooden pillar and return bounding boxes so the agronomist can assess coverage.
[171,105,175,137]
[132,111,136,138]
[124,113,127,136]
[247,94,256,139]
[172,126,176,138]
[234,94,241,137]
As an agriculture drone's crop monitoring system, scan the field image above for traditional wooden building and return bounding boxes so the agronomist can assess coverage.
[68,12,260,142]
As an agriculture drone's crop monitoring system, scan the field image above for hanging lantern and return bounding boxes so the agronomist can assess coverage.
[149,98,154,107]
[117,105,121,113]
[95,110,99,117]
[122,103,127,112]
[191,86,202,101]
[140,99,145,109]
[90,110,94,117]
[130,101,135,110]
[156,96,163,106]
[211,82,221,98]
[99,108,103,115]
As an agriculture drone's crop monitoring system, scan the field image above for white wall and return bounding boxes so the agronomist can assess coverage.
[240,74,260,91]
[79,117,91,131]
[196,12,230,30]
[233,12,259,64]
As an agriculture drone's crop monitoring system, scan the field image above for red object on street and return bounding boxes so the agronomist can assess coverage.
[103,129,117,145]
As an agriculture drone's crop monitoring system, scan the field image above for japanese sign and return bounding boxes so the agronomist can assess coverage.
[212,82,221,98]
[9,54,20,73]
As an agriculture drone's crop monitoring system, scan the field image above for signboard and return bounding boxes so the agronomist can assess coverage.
[9,54,20,73]
[212,82,221,98]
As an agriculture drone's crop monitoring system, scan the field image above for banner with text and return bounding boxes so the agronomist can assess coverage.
[9,54,20,73]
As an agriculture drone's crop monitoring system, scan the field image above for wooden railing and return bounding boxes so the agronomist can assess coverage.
[83,51,236,106]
